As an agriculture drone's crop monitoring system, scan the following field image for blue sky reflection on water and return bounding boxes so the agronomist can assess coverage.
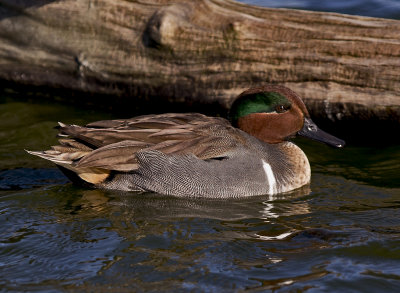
[238,0,400,19]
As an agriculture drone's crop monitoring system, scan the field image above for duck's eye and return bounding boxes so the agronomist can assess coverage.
[275,104,290,113]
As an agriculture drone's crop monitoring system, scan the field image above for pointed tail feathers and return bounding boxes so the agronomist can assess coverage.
[26,150,110,185]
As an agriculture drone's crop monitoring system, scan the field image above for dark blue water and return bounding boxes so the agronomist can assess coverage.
[239,0,400,19]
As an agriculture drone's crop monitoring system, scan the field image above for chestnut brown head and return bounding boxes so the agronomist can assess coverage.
[229,85,345,147]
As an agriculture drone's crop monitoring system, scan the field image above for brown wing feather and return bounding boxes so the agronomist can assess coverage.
[76,140,151,171]
[53,113,244,172]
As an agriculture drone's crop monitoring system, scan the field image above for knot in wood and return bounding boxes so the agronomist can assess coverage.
[143,4,190,49]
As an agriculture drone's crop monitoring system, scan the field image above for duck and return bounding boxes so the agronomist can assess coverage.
[27,84,345,198]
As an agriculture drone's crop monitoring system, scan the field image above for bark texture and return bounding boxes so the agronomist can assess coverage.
[0,0,399,129]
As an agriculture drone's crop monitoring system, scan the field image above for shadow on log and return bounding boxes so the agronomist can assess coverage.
[0,0,399,142]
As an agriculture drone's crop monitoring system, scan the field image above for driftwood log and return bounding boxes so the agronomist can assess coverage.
[1,0,399,140]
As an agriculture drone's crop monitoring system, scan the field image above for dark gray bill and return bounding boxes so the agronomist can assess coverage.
[298,118,345,148]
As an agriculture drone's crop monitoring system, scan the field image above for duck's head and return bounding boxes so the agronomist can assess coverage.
[229,85,345,148]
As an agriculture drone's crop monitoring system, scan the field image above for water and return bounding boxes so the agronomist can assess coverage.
[1,95,399,292]
[239,0,400,19]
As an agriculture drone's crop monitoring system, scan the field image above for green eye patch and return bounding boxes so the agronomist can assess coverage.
[229,92,291,125]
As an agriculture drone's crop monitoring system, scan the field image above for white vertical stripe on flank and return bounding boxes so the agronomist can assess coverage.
[262,160,276,195]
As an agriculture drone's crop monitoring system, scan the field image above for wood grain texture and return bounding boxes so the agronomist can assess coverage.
[0,0,399,125]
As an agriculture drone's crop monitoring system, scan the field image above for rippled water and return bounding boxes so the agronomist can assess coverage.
[1,96,399,292]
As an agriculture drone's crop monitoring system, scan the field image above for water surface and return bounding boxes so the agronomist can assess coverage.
[1,97,399,292]
[239,0,400,19]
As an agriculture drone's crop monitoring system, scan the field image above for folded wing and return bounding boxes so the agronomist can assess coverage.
[28,113,246,185]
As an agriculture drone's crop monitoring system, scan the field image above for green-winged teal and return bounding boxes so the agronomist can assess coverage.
[27,85,344,197]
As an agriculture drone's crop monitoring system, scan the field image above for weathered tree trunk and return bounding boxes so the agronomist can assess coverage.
[1,0,399,133]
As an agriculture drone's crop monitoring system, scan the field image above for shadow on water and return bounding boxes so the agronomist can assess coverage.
[72,186,311,221]
[0,168,68,191]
